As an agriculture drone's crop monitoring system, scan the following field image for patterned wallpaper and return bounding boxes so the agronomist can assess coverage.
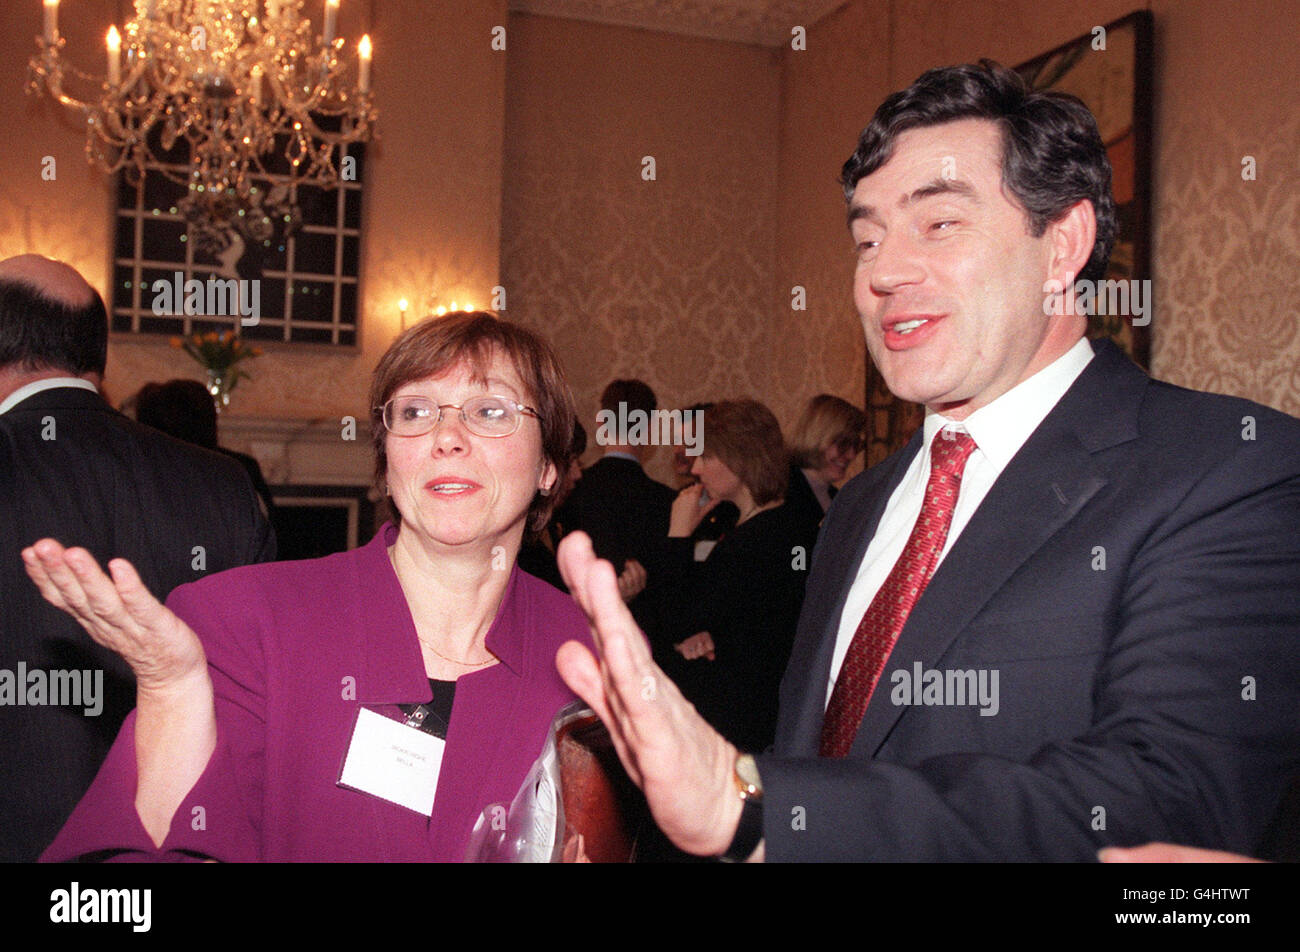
[1147,0,1300,416]
[500,15,783,483]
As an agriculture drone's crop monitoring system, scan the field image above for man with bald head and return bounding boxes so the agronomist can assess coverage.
[0,254,275,861]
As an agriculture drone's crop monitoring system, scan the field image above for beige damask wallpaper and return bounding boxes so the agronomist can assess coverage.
[500,14,783,483]
[1147,0,1300,414]
[504,0,1300,492]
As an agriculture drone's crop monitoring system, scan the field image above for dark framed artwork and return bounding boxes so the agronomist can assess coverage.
[864,10,1155,464]
[1016,9,1154,369]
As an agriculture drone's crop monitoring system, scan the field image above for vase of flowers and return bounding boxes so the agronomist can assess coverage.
[170,331,262,413]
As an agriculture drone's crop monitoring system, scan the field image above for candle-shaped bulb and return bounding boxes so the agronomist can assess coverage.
[323,0,339,47]
[357,35,372,93]
[43,0,60,44]
[106,26,122,85]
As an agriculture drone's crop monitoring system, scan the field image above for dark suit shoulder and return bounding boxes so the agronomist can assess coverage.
[5,390,253,490]
[581,456,675,498]
[1138,378,1300,454]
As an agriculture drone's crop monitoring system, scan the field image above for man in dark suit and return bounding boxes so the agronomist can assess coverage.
[0,254,276,861]
[554,379,678,614]
[552,62,1300,861]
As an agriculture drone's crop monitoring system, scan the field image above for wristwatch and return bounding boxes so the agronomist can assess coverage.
[719,753,764,863]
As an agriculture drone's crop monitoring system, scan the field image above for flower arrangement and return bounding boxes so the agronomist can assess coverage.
[170,331,262,411]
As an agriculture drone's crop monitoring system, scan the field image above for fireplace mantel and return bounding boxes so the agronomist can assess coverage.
[217,414,376,490]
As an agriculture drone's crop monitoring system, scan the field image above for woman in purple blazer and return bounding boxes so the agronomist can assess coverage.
[25,313,592,861]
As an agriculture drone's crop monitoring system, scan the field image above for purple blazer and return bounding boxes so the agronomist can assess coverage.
[42,522,592,862]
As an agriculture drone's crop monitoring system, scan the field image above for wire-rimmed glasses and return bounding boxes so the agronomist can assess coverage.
[379,394,541,438]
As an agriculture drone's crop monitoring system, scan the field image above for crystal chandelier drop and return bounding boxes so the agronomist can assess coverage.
[28,0,376,216]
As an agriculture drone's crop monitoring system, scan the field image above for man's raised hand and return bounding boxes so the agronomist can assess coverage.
[555,531,743,857]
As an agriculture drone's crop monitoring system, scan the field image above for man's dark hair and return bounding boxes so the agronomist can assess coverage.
[0,278,109,376]
[600,378,656,416]
[841,60,1117,285]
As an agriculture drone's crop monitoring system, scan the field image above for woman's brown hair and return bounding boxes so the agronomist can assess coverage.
[702,399,789,507]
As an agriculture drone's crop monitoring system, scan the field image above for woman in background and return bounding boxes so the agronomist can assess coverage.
[655,400,819,753]
[785,393,868,526]
[133,378,277,519]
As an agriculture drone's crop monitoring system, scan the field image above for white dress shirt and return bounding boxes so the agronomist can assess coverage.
[0,376,98,415]
[825,337,1095,707]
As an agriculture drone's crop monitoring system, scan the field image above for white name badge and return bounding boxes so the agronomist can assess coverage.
[337,707,445,816]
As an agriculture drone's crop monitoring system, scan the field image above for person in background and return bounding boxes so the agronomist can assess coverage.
[553,378,676,621]
[671,401,739,543]
[133,378,277,519]
[654,400,819,754]
[785,394,868,527]
[30,312,593,862]
[0,254,275,862]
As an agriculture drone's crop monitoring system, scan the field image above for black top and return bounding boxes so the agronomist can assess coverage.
[552,456,677,579]
[651,502,821,752]
[783,463,830,529]
[400,679,457,741]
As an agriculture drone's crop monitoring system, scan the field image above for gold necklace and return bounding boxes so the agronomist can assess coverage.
[418,636,497,668]
[389,546,497,668]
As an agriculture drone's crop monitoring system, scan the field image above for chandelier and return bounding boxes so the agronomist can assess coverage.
[28,0,376,223]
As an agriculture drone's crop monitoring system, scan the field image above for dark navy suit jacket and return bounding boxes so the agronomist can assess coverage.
[759,341,1300,860]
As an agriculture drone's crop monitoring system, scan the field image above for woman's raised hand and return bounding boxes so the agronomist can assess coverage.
[22,539,207,693]
[669,483,720,537]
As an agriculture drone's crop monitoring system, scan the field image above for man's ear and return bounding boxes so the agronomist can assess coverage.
[1048,199,1097,290]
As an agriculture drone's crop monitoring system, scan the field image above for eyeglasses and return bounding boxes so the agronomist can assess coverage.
[379,394,541,438]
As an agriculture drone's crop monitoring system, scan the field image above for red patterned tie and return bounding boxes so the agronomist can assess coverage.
[820,429,977,758]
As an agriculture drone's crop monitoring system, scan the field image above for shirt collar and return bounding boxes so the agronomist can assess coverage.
[922,337,1095,469]
[0,377,99,415]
